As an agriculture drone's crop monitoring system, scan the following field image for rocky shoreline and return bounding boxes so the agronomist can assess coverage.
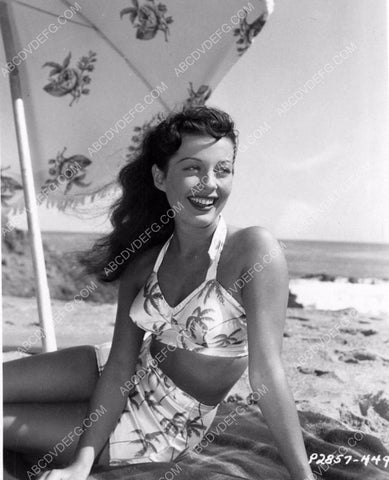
[298,273,389,284]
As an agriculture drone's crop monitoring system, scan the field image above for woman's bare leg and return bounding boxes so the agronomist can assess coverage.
[3,345,100,403]
[4,402,109,468]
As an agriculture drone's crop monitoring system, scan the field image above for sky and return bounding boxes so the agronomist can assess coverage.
[2,0,388,243]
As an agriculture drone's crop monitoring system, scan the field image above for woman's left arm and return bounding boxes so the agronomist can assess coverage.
[240,227,313,480]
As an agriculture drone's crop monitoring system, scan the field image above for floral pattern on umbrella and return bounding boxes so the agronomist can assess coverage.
[40,147,92,194]
[125,111,167,162]
[5,1,273,213]
[42,51,97,106]
[184,82,212,108]
[233,6,268,56]
[120,0,173,42]
[1,166,23,207]
[123,82,210,163]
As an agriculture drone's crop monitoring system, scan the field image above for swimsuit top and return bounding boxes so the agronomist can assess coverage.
[129,215,248,357]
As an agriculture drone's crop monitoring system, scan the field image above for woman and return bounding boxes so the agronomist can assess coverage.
[4,106,314,479]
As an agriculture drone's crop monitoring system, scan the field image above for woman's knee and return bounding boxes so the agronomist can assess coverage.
[3,345,99,403]
[67,345,98,370]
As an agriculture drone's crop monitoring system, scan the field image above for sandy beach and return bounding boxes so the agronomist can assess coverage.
[3,294,389,450]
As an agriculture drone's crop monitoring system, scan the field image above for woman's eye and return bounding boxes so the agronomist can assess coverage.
[184,166,200,171]
[216,167,231,175]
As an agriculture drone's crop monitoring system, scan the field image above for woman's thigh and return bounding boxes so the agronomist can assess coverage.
[3,345,100,403]
[4,402,110,469]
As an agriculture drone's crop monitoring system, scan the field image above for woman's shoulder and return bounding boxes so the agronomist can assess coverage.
[227,223,280,249]
[226,223,285,270]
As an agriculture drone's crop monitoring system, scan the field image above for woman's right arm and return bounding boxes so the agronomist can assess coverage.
[42,262,146,479]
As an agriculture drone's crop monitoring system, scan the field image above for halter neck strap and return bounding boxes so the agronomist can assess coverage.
[152,215,227,278]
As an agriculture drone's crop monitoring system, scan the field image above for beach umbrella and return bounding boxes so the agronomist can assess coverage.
[0,0,274,351]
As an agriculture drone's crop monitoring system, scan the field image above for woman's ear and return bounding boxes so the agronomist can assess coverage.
[151,164,166,192]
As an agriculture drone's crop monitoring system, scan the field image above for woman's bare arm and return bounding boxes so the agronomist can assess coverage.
[69,262,145,473]
[40,260,146,478]
[241,227,314,480]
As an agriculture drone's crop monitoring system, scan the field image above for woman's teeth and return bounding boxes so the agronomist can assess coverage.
[188,196,216,208]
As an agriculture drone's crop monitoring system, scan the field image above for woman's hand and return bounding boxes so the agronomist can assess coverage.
[38,463,90,480]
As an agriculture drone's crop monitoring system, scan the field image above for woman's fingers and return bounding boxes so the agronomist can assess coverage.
[38,469,79,480]
[38,470,60,480]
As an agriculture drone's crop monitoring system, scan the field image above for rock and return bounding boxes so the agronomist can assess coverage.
[301,273,337,281]
[360,329,378,336]
[287,290,303,308]
[335,348,389,363]
[340,328,358,335]
[298,367,332,376]
[359,391,389,421]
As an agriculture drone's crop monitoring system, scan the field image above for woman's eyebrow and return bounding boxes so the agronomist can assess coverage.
[177,157,233,164]
[177,156,202,163]
[217,159,233,164]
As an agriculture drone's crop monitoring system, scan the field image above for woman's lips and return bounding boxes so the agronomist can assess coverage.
[187,195,218,210]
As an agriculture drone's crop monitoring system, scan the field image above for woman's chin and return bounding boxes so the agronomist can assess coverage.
[183,204,224,225]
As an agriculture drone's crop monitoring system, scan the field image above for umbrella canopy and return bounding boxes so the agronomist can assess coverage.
[1,0,274,213]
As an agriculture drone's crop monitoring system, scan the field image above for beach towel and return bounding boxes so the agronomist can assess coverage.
[4,398,389,480]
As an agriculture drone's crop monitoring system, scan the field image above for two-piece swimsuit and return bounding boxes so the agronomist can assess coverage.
[94,215,248,465]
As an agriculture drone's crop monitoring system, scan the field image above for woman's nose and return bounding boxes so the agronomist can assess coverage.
[203,172,217,190]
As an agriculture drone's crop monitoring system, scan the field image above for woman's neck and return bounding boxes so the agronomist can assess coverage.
[170,217,219,258]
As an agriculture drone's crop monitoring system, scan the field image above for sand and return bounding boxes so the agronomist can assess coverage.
[3,295,389,449]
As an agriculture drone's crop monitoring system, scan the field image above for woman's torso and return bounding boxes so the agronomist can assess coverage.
[129,217,249,406]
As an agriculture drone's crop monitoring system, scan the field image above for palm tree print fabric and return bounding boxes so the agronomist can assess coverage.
[93,215,247,464]
[129,215,248,357]
[94,335,218,465]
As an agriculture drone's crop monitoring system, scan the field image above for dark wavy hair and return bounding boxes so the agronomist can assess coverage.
[77,105,238,283]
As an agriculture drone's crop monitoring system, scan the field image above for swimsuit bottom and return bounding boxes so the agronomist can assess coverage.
[94,334,219,466]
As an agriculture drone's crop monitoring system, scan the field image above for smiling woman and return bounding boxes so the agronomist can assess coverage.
[3,106,314,480]
[77,106,239,283]
[151,134,234,224]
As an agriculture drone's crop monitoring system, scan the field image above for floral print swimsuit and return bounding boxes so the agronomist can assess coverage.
[94,215,248,465]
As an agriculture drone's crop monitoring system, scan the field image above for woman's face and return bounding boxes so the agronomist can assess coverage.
[153,133,235,226]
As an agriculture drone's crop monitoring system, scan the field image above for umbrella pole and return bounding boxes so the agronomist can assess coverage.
[0,1,57,352]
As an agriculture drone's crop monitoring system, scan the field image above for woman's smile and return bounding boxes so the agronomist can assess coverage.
[187,195,219,211]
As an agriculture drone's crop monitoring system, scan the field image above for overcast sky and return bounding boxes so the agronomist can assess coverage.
[2,0,388,243]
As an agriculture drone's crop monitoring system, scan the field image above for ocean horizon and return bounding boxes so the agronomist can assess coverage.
[41,232,389,281]
[282,239,389,280]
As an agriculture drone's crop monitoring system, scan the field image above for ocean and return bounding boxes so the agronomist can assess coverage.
[43,232,389,280]
[282,239,389,280]
[36,232,389,314]
[283,240,389,315]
